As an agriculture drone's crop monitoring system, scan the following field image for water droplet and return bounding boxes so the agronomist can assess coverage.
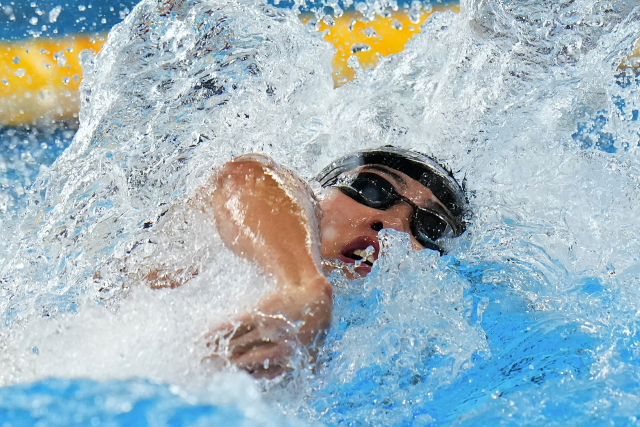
[14,68,25,77]
[54,51,67,67]
[408,0,422,24]
[364,27,378,38]
[12,56,20,64]
[322,15,335,27]
[29,16,38,25]
[350,43,371,54]
[49,5,61,23]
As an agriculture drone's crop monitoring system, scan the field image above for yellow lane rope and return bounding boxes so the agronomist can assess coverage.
[0,35,105,125]
[0,7,456,125]
[0,7,638,126]
[304,5,459,86]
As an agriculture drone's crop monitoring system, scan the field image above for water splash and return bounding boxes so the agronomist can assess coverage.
[1,0,640,425]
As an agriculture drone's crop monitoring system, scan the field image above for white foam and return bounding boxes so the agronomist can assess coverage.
[1,0,640,423]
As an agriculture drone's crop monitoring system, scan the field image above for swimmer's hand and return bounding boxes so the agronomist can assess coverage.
[205,276,331,379]
[202,155,332,379]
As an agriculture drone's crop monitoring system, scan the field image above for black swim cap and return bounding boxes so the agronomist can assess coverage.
[316,146,469,234]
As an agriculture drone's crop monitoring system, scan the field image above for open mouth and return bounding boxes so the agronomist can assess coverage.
[338,237,380,272]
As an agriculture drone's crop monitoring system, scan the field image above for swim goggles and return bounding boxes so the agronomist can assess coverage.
[333,172,459,253]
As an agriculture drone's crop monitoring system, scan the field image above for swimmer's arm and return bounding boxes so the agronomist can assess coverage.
[199,154,332,378]
[205,154,326,290]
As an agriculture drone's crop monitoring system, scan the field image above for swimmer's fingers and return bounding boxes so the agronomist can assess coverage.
[225,314,295,356]
[250,365,288,380]
[202,335,291,379]
[202,350,288,380]
[231,341,294,379]
[226,328,269,357]
[205,312,256,350]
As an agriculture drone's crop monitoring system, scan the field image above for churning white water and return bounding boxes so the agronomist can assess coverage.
[1,0,640,424]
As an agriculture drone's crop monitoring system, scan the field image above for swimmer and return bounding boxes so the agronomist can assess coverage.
[199,146,468,379]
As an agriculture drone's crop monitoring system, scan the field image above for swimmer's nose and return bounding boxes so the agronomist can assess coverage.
[367,204,413,235]
[366,205,423,249]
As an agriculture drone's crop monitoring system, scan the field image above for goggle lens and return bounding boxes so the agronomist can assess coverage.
[346,173,397,210]
[335,173,455,251]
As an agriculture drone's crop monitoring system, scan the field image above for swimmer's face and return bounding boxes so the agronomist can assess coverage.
[318,165,453,276]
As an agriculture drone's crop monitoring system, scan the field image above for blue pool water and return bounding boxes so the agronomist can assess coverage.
[1,0,640,425]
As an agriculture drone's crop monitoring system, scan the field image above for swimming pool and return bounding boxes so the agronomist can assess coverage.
[1,0,640,425]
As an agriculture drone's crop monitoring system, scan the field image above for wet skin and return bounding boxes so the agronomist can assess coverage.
[203,156,450,379]
[319,165,452,276]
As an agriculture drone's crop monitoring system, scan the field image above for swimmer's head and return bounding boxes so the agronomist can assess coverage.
[315,146,468,275]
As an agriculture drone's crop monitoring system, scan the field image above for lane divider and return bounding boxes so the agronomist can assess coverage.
[1,5,638,126]
[0,35,105,125]
[304,5,459,86]
[0,6,454,126]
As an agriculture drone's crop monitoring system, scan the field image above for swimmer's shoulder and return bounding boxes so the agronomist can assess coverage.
[211,152,322,237]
